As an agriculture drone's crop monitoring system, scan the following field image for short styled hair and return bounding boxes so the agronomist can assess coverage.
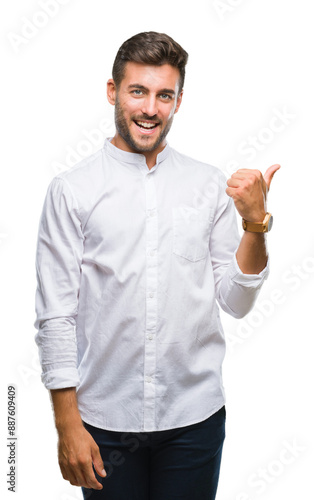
[112,31,188,93]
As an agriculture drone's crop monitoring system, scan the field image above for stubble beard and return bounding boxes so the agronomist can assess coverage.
[114,94,174,153]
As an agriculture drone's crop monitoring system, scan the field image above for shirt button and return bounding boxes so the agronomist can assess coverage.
[148,334,153,340]
[149,292,154,298]
[149,250,155,257]
[146,376,152,383]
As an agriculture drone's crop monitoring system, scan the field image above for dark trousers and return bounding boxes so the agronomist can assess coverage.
[82,405,226,500]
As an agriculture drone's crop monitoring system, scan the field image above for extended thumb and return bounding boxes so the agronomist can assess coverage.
[264,164,281,190]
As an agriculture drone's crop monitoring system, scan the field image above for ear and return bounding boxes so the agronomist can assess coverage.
[107,79,116,105]
[174,89,184,114]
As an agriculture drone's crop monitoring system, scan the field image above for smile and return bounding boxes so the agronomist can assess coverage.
[133,120,160,134]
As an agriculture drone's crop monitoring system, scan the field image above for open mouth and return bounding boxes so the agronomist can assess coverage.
[133,120,160,132]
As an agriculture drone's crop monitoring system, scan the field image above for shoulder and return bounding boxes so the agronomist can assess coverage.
[48,147,106,207]
[43,148,106,215]
[169,146,227,184]
[54,147,104,186]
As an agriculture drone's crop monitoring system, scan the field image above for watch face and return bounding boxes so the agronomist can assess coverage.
[268,214,273,231]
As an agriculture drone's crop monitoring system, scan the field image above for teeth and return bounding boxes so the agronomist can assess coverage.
[136,121,157,129]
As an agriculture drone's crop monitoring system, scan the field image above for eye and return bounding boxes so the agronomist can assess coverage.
[131,89,143,96]
[159,94,172,100]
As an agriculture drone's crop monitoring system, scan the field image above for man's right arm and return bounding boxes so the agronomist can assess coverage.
[34,176,106,488]
[50,388,106,489]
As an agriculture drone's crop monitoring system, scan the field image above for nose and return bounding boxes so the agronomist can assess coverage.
[141,94,158,118]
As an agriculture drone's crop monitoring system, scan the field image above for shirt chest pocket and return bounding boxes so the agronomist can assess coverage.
[172,206,214,262]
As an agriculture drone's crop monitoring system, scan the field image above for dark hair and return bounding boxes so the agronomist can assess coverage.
[112,31,188,93]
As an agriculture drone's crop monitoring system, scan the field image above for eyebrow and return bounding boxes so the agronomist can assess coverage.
[127,84,176,95]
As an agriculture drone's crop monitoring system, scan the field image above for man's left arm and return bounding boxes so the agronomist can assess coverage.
[210,164,280,319]
[226,164,281,274]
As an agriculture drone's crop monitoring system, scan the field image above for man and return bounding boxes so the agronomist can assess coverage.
[34,31,280,500]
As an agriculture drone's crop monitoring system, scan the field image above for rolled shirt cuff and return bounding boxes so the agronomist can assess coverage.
[41,367,80,390]
[229,252,270,286]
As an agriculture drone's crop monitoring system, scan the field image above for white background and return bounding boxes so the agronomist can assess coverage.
[1,0,313,499]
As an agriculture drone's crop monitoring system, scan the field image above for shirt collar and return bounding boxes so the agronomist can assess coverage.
[104,137,170,168]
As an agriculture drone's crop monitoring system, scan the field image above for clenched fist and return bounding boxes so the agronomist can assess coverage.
[226,164,281,222]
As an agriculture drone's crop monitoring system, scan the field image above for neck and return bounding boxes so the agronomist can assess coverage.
[110,133,166,170]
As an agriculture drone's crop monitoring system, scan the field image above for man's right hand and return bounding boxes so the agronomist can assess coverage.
[57,422,107,490]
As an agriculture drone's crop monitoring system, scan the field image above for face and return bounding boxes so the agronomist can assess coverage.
[107,62,183,154]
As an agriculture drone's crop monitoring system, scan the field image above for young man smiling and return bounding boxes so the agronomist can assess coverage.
[34,32,280,499]
[109,62,182,169]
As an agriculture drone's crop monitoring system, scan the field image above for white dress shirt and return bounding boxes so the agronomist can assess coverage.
[34,137,269,432]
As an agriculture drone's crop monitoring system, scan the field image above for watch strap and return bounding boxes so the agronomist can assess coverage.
[242,212,272,233]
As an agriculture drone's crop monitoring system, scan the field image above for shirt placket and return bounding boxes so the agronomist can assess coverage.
[143,168,158,431]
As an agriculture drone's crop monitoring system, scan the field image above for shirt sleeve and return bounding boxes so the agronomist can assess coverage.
[34,176,84,389]
[209,172,270,319]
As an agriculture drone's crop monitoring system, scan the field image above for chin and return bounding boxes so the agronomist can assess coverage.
[131,135,163,153]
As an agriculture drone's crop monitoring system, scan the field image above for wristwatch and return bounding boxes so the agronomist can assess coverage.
[242,212,273,233]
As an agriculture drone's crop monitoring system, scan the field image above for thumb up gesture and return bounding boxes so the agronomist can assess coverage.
[226,164,281,222]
